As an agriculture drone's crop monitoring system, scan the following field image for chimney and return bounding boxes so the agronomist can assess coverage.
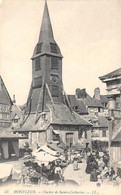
[76,88,87,99]
[94,88,100,100]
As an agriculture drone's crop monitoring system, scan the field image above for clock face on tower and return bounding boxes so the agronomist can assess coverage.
[50,74,59,84]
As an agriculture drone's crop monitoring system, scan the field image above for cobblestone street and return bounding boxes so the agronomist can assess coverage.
[63,160,90,185]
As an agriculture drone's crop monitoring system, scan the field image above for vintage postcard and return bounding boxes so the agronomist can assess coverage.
[0,0,121,195]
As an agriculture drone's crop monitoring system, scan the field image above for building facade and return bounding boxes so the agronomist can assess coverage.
[99,68,121,164]
[0,76,25,159]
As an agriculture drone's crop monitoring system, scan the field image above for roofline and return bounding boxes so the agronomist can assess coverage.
[51,123,92,126]
[99,68,121,80]
[0,76,13,105]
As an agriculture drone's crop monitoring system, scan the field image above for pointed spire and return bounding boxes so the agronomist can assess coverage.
[39,1,54,43]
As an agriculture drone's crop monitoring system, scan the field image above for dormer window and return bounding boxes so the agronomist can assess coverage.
[36,43,43,54]
[50,43,58,53]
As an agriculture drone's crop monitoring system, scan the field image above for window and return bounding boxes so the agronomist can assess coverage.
[102,130,106,137]
[35,56,41,71]
[51,57,58,69]
[36,43,42,54]
[52,85,59,97]
[50,43,58,53]
[34,76,42,87]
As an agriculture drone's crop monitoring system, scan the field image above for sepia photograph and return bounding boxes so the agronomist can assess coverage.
[0,0,121,194]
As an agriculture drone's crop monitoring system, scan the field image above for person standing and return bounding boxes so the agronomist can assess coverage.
[73,155,78,171]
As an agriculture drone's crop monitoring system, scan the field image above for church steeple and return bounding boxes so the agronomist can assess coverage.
[39,1,54,43]
[32,1,62,59]
[26,1,63,114]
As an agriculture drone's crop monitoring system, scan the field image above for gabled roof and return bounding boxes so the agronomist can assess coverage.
[48,103,92,126]
[67,95,88,114]
[13,113,50,132]
[84,94,103,108]
[75,88,103,108]
[0,76,12,105]
[99,68,121,81]
[0,127,26,139]
[14,103,92,132]
[84,115,108,128]
[11,104,23,120]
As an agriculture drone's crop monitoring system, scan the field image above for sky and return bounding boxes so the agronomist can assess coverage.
[0,0,121,105]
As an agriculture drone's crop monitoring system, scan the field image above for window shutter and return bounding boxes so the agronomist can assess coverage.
[35,56,41,71]
[52,85,59,97]
[50,43,58,53]
[34,76,42,87]
[36,43,43,54]
[51,57,58,69]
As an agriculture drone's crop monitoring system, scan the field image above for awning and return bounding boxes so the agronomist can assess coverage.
[34,151,59,165]
[32,145,58,156]
[48,143,64,154]
[53,130,59,134]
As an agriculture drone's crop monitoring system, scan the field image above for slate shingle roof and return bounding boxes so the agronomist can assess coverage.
[67,95,88,114]
[14,103,92,132]
[84,115,108,128]
[100,95,108,104]
[48,103,92,126]
[0,76,12,105]
[99,68,121,80]
[84,94,103,108]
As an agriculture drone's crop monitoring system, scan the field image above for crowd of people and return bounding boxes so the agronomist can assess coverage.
[21,156,66,185]
[85,150,121,184]
[20,145,121,186]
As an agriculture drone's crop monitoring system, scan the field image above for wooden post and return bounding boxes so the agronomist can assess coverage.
[108,117,113,168]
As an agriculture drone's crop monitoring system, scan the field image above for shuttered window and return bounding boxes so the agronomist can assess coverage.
[52,85,59,97]
[35,56,41,71]
[51,57,58,69]
[50,43,58,53]
[34,76,42,87]
[36,43,42,54]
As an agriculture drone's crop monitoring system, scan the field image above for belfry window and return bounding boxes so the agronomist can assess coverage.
[51,57,58,70]
[36,43,42,54]
[35,56,41,71]
[52,85,59,97]
[34,76,42,87]
[50,43,58,53]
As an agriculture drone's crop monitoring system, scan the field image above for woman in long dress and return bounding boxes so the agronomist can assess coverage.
[73,156,78,171]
